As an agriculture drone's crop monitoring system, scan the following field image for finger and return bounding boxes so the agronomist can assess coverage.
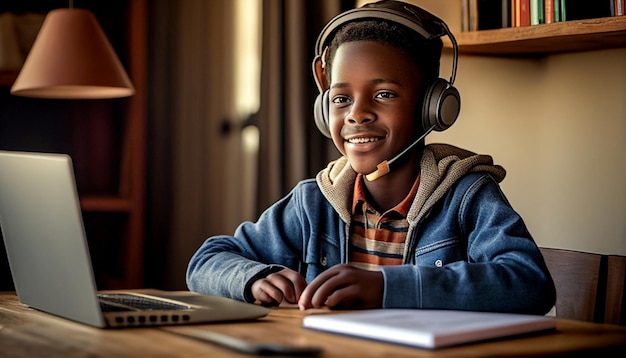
[323,284,360,308]
[252,280,283,306]
[298,273,328,309]
[325,270,383,309]
[293,275,307,301]
[272,270,308,303]
[299,269,341,309]
[266,273,298,303]
[285,272,307,301]
[309,274,347,308]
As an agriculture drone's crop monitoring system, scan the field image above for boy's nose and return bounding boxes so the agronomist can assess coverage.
[346,100,374,125]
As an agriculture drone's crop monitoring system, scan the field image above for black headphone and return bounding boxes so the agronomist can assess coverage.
[312,0,460,139]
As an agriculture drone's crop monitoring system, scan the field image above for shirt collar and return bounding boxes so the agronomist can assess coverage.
[352,173,420,217]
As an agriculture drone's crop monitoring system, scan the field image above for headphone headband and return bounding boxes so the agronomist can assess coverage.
[315,8,442,55]
[314,1,457,84]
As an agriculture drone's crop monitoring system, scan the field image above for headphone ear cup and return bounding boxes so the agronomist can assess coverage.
[314,90,332,138]
[422,78,461,132]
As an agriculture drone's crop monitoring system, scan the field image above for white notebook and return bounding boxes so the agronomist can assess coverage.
[302,309,555,349]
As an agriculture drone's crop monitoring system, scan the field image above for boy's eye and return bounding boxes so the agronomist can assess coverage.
[375,91,396,99]
[331,96,352,105]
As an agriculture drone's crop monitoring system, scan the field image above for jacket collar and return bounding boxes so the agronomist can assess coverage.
[316,143,506,226]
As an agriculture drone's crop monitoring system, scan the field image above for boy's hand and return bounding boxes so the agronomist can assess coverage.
[298,264,383,310]
[250,268,306,306]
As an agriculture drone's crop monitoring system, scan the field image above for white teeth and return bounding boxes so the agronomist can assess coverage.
[348,137,380,144]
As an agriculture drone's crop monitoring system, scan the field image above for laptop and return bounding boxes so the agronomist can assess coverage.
[0,150,268,328]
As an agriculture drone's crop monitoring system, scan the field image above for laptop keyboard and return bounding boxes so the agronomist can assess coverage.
[98,293,191,312]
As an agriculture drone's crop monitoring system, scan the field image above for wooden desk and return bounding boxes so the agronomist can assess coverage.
[1,292,625,357]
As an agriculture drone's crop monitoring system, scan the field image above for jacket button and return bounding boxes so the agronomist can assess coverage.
[320,257,327,266]
[435,259,443,267]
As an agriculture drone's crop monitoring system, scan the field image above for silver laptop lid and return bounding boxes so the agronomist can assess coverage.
[0,151,105,326]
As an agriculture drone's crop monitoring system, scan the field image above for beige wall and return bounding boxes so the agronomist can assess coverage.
[394,0,626,255]
[431,48,626,255]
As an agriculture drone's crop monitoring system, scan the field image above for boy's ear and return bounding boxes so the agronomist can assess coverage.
[312,55,329,93]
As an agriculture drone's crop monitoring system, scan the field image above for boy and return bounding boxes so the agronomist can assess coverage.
[187,0,556,314]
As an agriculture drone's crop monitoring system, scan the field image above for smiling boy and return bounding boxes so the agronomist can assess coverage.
[187,0,556,314]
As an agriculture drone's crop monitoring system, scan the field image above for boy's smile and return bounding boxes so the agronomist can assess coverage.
[328,41,424,176]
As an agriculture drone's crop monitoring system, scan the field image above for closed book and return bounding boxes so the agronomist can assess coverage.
[303,309,556,349]
[502,0,512,27]
[531,0,545,25]
[462,0,470,31]
[554,0,563,21]
[614,0,625,15]
[520,0,531,26]
[469,0,478,31]
[545,0,555,23]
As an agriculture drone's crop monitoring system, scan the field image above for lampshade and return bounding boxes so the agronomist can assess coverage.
[10,8,134,99]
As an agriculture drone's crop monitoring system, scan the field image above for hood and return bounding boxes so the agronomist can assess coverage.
[316,143,506,225]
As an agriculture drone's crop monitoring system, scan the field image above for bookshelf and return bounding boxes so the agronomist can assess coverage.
[445,16,626,55]
[0,0,147,290]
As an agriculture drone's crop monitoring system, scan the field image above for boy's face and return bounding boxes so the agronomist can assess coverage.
[328,40,425,176]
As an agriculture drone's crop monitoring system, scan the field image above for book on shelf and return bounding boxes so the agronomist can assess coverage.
[544,0,555,23]
[530,0,544,25]
[618,0,626,16]
[462,0,623,32]
[519,0,530,27]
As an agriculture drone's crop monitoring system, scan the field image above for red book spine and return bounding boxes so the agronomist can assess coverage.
[520,0,531,26]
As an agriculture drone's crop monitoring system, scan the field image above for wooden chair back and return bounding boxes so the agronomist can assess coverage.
[539,247,626,325]
[605,255,626,324]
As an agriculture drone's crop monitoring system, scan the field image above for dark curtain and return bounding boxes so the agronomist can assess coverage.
[255,0,354,213]
[144,0,356,290]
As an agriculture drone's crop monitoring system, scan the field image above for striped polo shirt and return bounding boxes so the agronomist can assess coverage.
[349,174,420,271]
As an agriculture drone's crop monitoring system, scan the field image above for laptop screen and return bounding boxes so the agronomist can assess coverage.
[0,151,105,326]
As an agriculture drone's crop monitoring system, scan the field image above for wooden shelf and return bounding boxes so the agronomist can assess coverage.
[445,16,626,56]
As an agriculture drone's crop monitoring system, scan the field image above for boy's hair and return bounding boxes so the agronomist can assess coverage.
[325,19,443,85]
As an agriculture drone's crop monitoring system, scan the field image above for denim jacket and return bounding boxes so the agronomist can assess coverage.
[187,144,556,314]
